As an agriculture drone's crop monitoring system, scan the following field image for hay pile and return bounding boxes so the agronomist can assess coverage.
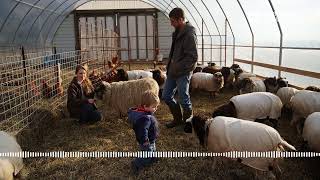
[15,64,320,180]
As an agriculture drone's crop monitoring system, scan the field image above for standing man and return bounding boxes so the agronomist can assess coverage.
[162,8,198,130]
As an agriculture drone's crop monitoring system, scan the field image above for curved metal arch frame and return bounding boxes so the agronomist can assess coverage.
[35,0,78,43]
[24,0,58,44]
[0,0,284,71]
[12,0,43,44]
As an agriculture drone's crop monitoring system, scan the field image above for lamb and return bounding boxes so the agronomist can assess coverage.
[238,77,266,94]
[187,115,296,178]
[190,72,224,97]
[276,87,299,109]
[290,90,320,134]
[95,78,159,117]
[302,112,320,152]
[212,92,283,128]
[193,66,203,73]
[0,131,24,180]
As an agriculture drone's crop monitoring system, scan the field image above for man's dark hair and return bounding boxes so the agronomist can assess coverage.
[169,8,185,20]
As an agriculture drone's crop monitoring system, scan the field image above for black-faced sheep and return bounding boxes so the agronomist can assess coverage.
[188,115,296,178]
[264,77,279,94]
[212,92,283,128]
[290,90,320,134]
[220,67,235,89]
[264,77,289,94]
[238,77,266,94]
[193,66,203,73]
[302,112,320,152]
[304,86,320,92]
[95,78,159,117]
[0,131,24,180]
[202,63,221,75]
[190,72,224,98]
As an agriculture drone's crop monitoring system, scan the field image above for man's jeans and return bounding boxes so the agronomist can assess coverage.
[133,143,156,169]
[162,74,192,111]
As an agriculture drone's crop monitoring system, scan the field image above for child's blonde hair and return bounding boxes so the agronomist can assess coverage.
[141,91,160,107]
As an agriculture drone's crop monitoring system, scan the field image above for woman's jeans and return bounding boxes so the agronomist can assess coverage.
[79,103,102,123]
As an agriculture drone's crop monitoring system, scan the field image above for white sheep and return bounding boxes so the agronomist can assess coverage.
[302,112,320,152]
[0,131,23,180]
[290,90,320,134]
[188,115,296,178]
[96,77,159,117]
[276,87,299,109]
[190,72,224,97]
[212,92,283,128]
[239,77,266,94]
[127,70,152,80]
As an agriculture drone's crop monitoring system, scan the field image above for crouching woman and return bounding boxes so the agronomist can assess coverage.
[67,65,102,124]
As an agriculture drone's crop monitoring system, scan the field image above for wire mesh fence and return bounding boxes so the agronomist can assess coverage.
[0,47,118,135]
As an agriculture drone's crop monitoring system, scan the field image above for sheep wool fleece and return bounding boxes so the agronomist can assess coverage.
[291,90,320,118]
[0,131,23,176]
[276,87,299,106]
[127,70,153,80]
[302,112,320,152]
[191,72,218,92]
[207,116,291,171]
[230,92,283,120]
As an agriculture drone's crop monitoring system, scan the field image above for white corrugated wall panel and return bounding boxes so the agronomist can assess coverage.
[53,14,76,53]
[77,1,153,10]
[157,12,173,59]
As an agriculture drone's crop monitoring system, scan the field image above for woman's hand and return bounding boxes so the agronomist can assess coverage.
[88,99,95,104]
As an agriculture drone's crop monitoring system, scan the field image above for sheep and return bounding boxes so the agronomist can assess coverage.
[290,90,320,134]
[276,87,299,109]
[95,77,159,117]
[190,72,224,98]
[193,66,203,73]
[264,77,279,94]
[202,63,221,74]
[212,92,283,128]
[127,70,153,80]
[187,115,296,178]
[277,77,288,89]
[230,64,243,78]
[0,131,24,180]
[220,67,235,89]
[264,77,289,94]
[302,112,320,152]
[238,77,266,94]
[304,86,320,92]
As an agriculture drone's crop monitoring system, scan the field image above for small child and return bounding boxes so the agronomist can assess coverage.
[128,90,160,174]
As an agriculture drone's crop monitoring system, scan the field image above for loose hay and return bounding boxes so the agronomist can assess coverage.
[15,64,320,180]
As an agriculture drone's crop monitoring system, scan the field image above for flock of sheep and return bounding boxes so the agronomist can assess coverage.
[1,61,319,179]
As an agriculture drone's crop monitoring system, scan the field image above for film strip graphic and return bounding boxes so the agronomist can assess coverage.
[0,151,320,158]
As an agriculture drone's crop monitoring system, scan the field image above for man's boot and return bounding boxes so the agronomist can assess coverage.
[166,104,183,128]
[183,108,193,133]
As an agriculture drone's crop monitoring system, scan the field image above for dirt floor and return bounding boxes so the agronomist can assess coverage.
[16,64,320,180]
